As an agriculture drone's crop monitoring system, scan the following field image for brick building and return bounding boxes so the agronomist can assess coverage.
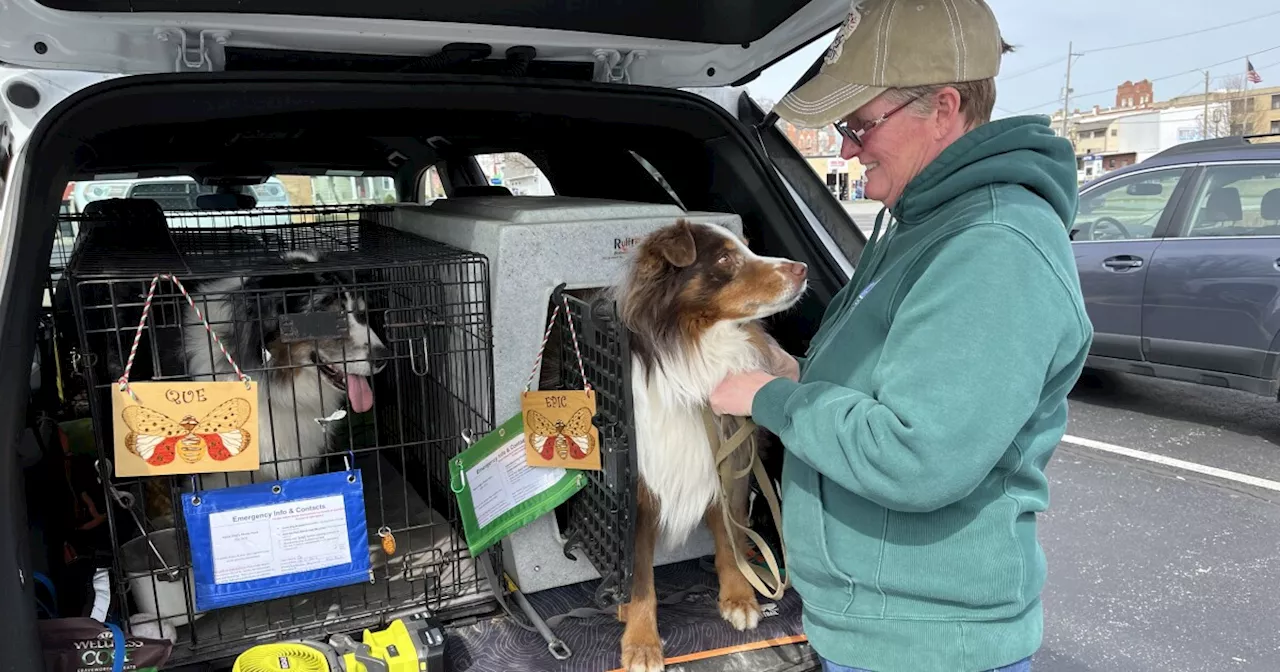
[1115,79,1153,109]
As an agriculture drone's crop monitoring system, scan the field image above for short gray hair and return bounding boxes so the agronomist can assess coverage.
[882,39,1016,129]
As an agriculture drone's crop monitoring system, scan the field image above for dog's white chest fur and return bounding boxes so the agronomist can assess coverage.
[632,322,765,546]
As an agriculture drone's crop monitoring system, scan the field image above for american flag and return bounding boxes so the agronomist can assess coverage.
[1246,58,1262,84]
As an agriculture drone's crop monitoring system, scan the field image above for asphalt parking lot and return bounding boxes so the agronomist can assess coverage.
[1036,371,1280,672]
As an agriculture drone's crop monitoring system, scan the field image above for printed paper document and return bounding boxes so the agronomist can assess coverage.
[208,494,352,584]
[468,433,565,528]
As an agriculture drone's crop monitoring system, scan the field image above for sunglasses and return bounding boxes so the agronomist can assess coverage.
[834,96,921,147]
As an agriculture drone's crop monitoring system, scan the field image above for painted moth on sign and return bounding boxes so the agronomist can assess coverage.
[521,389,602,471]
[112,381,262,477]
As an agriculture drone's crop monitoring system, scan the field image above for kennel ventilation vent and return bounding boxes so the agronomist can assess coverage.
[57,202,497,665]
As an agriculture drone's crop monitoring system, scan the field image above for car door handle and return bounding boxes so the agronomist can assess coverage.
[1103,255,1143,270]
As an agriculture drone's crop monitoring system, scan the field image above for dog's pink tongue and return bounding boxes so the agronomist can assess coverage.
[347,374,373,413]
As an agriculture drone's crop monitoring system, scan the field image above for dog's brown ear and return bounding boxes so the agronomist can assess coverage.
[651,219,697,268]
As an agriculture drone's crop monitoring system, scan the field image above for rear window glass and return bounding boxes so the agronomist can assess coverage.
[419,153,554,202]
[53,173,398,273]
[65,174,396,214]
[474,152,554,196]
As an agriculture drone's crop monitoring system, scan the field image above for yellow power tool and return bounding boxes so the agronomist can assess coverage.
[231,611,448,672]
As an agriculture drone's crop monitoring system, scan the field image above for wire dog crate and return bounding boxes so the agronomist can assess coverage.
[58,202,498,665]
[544,286,639,609]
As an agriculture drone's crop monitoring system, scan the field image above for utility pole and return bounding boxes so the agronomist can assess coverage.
[1059,43,1080,145]
[1202,70,1211,140]
[1061,41,1074,139]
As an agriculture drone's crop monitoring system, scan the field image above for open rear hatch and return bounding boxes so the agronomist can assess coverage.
[1,0,844,85]
[2,74,849,669]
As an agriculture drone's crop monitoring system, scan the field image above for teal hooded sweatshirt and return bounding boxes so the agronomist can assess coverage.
[752,115,1093,672]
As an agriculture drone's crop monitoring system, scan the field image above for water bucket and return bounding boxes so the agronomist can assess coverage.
[120,528,203,628]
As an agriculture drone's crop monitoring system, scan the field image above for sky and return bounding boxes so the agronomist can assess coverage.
[746,0,1280,119]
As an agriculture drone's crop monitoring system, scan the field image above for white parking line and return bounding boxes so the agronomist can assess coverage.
[1061,434,1280,493]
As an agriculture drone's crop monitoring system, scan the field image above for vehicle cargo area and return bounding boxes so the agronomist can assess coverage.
[12,75,838,671]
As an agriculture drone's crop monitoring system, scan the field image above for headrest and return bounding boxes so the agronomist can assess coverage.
[1202,187,1242,222]
[451,185,513,198]
[82,197,166,222]
[196,193,257,211]
[78,197,172,249]
[1261,188,1280,221]
[80,198,170,237]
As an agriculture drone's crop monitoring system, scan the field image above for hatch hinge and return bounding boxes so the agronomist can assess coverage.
[592,49,646,84]
[154,28,230,72]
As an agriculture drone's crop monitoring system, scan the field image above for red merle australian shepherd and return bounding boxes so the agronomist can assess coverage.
[613,218,808,671]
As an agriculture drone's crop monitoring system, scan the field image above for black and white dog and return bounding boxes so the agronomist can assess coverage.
[183,250,390,488]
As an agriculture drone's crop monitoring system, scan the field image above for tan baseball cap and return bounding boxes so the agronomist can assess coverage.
[775,0,1006,128]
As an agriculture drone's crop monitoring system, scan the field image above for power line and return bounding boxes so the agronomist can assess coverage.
[1170,80,1207,100]
[1078,9,1280,54]
[1145,56,1280,101]
[1013,44,1280,114]
[1046,67,1280,130]
[1001,57,1068,82]
[1000,9,1280,83]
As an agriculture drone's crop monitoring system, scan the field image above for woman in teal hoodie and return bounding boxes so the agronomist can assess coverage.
[710,2,1093,671]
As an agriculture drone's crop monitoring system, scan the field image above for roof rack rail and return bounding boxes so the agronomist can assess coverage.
[1242,131,1280,142]
[1147,131,1280,161]
[1148,136,1247,159]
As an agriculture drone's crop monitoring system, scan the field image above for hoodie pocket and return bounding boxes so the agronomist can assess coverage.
[781,460,853,599]
[873,499,1028,619]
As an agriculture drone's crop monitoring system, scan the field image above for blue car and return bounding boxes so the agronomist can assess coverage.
[1071,134,1280,397]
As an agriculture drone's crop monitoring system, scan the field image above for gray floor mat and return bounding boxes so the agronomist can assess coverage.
[446,559,806,672]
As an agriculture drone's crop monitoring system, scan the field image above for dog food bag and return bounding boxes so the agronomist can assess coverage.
[38,617,172,672]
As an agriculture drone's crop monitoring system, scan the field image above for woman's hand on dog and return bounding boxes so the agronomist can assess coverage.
[711,369,779,417]
[710,344,797,417]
